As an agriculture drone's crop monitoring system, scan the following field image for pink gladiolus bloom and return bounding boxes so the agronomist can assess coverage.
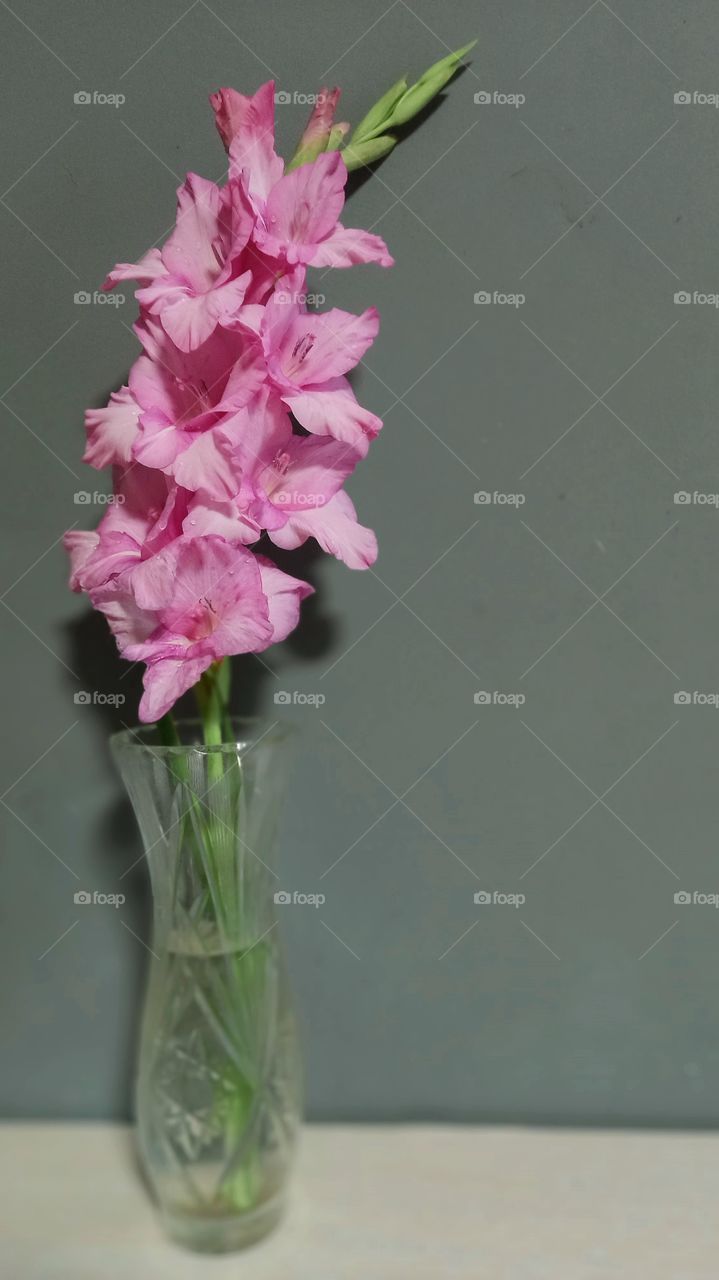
[92,535,312,721]
[65,467,184,594]
[252,150,394,270]
[105,175,254,352]
[127,319,266,495]
[67,74,395,722]
[258,281,382,454]
[210,81,283,203]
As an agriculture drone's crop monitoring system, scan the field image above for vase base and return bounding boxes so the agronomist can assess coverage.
[161,1193,287,1253]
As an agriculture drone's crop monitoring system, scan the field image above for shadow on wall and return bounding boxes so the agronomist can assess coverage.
[62,537,335,1116]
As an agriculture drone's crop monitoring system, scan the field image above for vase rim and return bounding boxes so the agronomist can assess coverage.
[110,716,297,756]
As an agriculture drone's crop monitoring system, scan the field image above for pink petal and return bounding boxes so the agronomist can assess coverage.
[170,425,240,500]
[159,273,251,352]
[270,490,377,569]
[161,174,229,292]
[310,225,394,269]
[83,386,141,468]
[139,654,214,722]
[264,435,360,509]
[132,537,271,658]
[216,82,283,202]
[64,530,99,591]
[256,557,314,645]
[183,495,259,544]
[103,247,164,291]
[283,378,382,455]
[90,572,156,653]
[254,152,347,263]
[274,307,380,386]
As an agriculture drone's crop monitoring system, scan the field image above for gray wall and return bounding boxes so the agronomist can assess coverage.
[2,0,718,1124]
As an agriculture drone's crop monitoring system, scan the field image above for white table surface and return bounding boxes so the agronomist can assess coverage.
[2,1122,719,1278]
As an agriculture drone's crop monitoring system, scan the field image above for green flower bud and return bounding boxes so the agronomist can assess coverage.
[388,40,476,128]
[351,77,408,145]
[342,134,397,171]
[326,123,350,151]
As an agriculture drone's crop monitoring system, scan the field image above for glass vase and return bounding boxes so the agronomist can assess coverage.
[111,719,302,1253]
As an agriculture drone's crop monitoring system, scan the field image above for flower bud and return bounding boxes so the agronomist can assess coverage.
[351,78,408,145]
[388,41,476,128]
[342,134,397,171]
[287,86,349,170]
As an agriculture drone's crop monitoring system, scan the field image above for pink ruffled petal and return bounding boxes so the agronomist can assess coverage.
[283,379,382,454]
[64,530,99,592]
[159,273,251,352]
[270,490,377,569]
[274,307,380,386]
[103,247,164,291]
[83,386,141,469]
[139,654,214,723]
[215,82,283,202]
[254,152,347,263]
[310,225,394,269]
[255,557,314,645]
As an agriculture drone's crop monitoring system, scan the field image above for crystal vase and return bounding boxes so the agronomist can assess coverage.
[111,720,302,1253]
